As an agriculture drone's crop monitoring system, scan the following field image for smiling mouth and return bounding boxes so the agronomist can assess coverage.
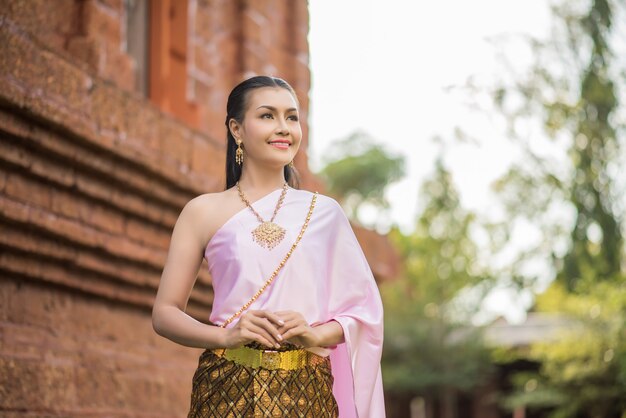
[269,142,290,149]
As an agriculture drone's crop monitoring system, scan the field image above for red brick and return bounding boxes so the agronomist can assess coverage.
[242,8,268,49]
[125,217,169,248]
[73,251,159,289]
[0,140,32,170]
[0,196,30,224]
[190,134,212,176]
[73,360,123,408]
[241,48,264,76]
[84,0,122,47]
[98,229,164,267]
[102,43,135,91]
[30,156,75,188]
[199,106,225,140]
[1,0,79,53]
[159,119,192,167]
[0,225,60,259]
[191,77,211,105]
[29,207,94,246]
[194,8,215,42]
[0,321,52,359]
[170,0,189,57]
[192,43,215,76]
[66,36,100,72]
[0,357,70,410]
[0,279,11,321]
[270,1,290,49]
[216,36,240,72]
[97,0,123,14]
[79,201,125,235]
[0,168,7,192]
[124,100,160,152]
[75,175,114,203]
[50,189,81,219]
[4,172,52,209]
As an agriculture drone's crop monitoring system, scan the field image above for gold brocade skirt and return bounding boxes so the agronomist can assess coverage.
[187,343,339,418]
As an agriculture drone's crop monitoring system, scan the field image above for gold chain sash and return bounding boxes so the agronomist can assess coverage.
[219,191,318,328]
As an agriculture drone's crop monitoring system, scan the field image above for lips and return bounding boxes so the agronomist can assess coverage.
[268,139,291,149]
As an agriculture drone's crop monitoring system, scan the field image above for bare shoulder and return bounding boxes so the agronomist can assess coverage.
[183,187,242,248]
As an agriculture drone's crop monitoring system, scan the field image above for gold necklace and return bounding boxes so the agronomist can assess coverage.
[236,181,289,250]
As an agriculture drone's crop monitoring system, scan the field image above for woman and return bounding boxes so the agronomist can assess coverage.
[152,76,385,417]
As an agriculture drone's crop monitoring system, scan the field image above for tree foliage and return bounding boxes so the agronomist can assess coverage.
[487,0,625,291]
[318,131,405,223]
[382,158,494,398]
[485,0,626,416]
[501,280,626,417]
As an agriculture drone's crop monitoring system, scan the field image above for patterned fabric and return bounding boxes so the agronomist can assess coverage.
[187,347,339,418]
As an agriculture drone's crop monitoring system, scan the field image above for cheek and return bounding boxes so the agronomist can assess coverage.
[244,120,271,138]
[292,124,303,140]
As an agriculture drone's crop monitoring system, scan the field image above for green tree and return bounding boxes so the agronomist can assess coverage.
[487,0,625,291]
[481,0,626,416]
[501,281,626,417]
[556,0,624,290]
[317,131,405,224]
[382,157,494,417]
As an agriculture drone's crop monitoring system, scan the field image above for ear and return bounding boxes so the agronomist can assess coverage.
[228,118,242,141]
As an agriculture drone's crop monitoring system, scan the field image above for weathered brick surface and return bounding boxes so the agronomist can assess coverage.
[0,278,201,417]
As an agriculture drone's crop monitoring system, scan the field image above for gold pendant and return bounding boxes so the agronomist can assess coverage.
[251,221,286,250]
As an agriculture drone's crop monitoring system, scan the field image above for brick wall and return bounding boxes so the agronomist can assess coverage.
[0,1,398,416]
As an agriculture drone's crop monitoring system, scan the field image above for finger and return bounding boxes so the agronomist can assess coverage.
[238,328,274,348]
[239,317,280,345]
[247,313,280,331]
[250,322,281,346]
[253,310,286,327]
[277,318,301,334]
[249,316,284,343]
[244,324,281,348]
[274,310,298,319]
[275,312,302,326]
[281,325,307,341]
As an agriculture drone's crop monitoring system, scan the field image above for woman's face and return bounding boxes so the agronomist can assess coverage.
[230,87,302,168]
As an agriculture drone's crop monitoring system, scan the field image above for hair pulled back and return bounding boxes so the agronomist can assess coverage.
[224,75,300,190]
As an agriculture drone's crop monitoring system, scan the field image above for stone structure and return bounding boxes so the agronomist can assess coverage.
[0,1,399,416]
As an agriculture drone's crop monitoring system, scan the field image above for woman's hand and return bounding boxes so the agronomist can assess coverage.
[274,311,321,348]
[223,310,286,349]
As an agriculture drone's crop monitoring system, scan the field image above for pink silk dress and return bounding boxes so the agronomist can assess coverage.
[204,187,385,418]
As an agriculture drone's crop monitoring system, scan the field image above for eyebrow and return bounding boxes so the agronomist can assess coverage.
[256,105,298,112]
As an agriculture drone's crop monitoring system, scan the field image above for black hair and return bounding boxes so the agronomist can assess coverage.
[224,75,301,190]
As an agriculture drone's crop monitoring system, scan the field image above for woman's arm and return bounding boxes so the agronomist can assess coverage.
[152,196,284,349]
[311,319,345,346]
[151,197,226,348]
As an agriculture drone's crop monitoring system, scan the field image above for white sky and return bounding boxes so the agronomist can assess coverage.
[307,0,553,322]
[308,0,552,229]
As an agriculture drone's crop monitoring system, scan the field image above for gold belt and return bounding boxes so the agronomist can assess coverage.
[212,345,326,371]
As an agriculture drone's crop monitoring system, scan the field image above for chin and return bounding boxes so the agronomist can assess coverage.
[260,157,293,168]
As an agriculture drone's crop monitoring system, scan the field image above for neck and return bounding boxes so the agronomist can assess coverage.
[237,161,287,193]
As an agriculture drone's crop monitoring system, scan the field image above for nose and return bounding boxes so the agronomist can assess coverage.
[275,117,289,135]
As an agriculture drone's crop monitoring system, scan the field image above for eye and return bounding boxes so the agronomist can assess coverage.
[261,113,274,119]
[288,115,299,121]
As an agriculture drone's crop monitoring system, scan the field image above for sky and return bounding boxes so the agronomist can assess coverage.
[307,0,554,323]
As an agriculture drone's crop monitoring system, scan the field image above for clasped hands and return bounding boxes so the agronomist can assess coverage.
[224,310,320,349]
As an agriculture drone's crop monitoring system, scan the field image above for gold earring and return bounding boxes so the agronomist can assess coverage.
[235,140,243,165]
[288,160,295,169]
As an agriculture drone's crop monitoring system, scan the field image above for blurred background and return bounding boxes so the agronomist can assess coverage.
[1,0,625,417]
